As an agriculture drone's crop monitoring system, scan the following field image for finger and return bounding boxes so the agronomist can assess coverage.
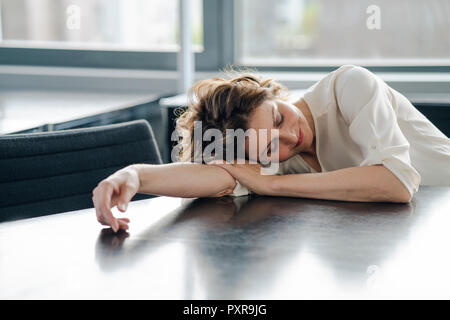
[117,184,136,212]
[99,183,120,232]
[94,190,110,226]
[118,217,130,223]
[96,214,108,226]
[117,219,129,231]
[110,194,119,208]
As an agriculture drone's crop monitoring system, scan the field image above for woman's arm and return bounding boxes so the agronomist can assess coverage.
[133,162,237,197]
[269,164,412,203]
[209,162,412,203]
[92,163,237,232]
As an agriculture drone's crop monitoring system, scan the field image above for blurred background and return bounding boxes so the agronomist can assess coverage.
[0,0,204,51]
[2,0,449,62]
[1,0,449,162]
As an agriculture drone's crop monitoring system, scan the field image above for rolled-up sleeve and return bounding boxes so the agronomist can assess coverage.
[335,65,421,198]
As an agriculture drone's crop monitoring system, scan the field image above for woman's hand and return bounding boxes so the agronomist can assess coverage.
[207,160,278,196]
[92,165,141,232]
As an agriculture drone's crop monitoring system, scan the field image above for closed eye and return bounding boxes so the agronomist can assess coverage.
[277,112,284,127]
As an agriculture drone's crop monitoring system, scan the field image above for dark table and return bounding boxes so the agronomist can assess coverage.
[1,186,449,299]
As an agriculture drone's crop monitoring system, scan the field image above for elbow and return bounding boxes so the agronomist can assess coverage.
[370,178,413,203]
[391,175,419,203]
[371,187,411,204]
[392,189,412,204]
[376,164,417,204]
[384,184,413,204]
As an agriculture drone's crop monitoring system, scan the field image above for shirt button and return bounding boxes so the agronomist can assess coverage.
[371,145,377,150]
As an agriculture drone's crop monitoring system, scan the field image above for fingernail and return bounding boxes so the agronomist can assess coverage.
[119,203,127,211]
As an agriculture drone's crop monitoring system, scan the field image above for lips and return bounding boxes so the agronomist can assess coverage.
[295,127,303,147]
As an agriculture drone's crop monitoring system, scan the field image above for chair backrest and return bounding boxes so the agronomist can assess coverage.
[0,120,162,221]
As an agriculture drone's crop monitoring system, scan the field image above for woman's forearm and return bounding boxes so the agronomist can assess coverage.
[129,162,237,198]
[269,164,412,203]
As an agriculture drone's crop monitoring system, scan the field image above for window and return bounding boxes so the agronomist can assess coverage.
[235,0,450,67]
[0,0,203,51]
[1,0,448,71]
[0,0,220,70]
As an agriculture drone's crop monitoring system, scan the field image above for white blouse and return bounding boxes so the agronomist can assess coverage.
[232,65,450,198]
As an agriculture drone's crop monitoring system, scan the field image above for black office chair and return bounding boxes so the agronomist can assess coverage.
[0,120,162,222]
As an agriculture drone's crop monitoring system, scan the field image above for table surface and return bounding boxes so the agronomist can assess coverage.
[1,186,450,299]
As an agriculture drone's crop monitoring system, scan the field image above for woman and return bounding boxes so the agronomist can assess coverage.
[92,65,450,232]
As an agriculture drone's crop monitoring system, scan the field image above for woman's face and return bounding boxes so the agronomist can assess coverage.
[245,98,314,162]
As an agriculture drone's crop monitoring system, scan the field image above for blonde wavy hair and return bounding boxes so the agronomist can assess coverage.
[173,66,290,163]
